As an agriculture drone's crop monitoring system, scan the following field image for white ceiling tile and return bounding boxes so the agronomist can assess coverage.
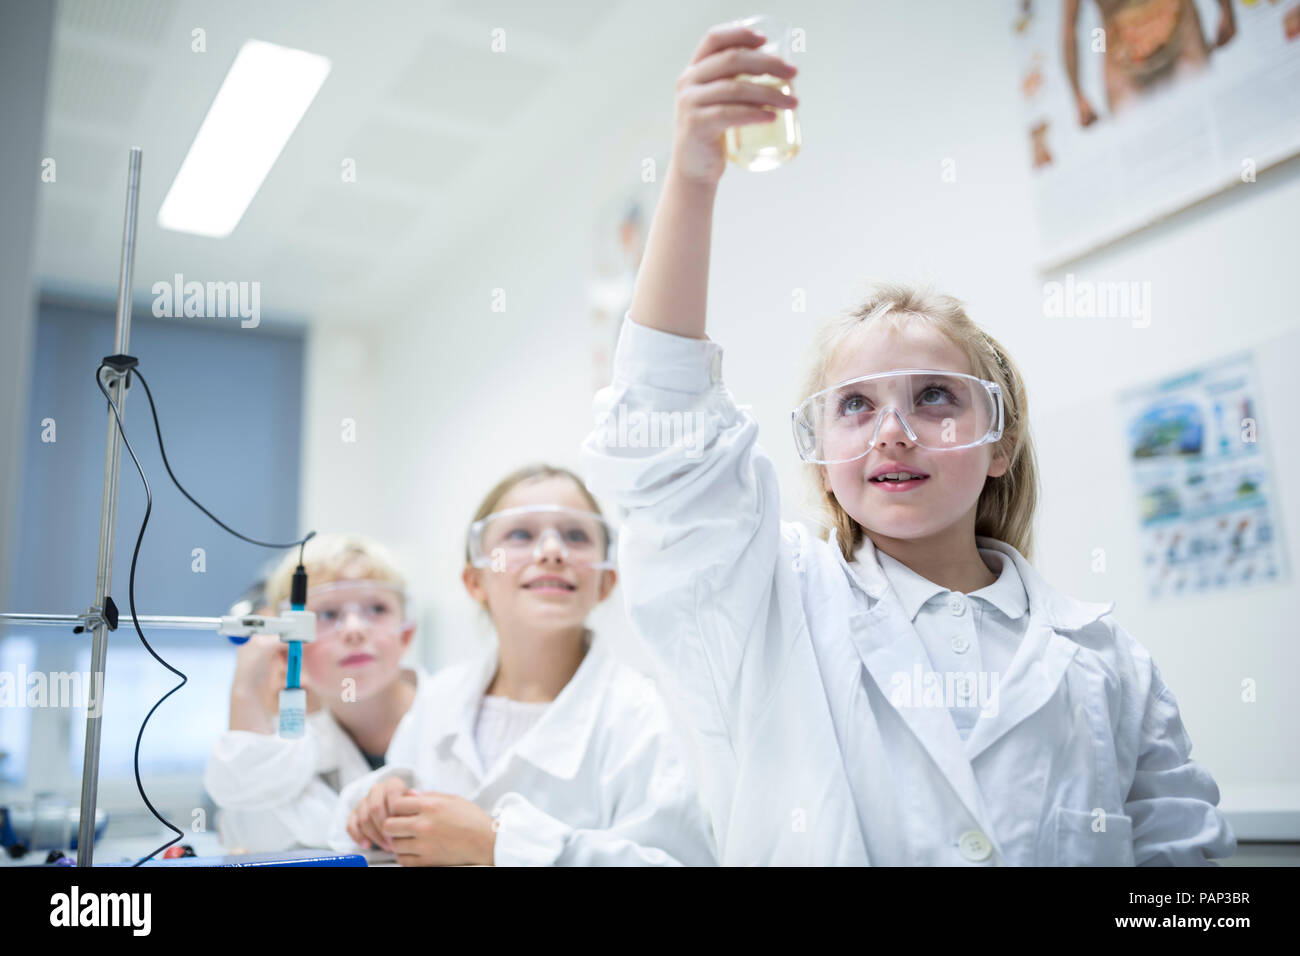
[58,0,176,45]
[386,34,552,127]
[51,47,152,125]
[346,116,478,192]
[261,243,376,296]
[41,127,122,197]
[444,0,618,46]
[36,196,102,267]
[58,0,176,44]
[295,184,426,246]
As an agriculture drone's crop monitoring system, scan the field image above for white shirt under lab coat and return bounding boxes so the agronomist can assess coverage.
[203,668,431,853]
[873,545,1029,741]
[325,635,717,866]
[580,316,1236,866]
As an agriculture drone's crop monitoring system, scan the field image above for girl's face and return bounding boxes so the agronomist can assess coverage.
[462,476,617,636]
[820,322,1007,545]
[300,572,414,703]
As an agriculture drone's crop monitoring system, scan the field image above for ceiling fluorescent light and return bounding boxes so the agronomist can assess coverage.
[158,40,331,238]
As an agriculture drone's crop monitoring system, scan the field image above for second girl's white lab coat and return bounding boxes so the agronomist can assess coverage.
[325,635,717,866]
[580,317,1236,866]
[203,668,432,852]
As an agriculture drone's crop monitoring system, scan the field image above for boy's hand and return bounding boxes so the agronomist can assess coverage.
[671,22,798,186]
[228,632,288,732]
[381,793,497,867]
[346,776,410,852]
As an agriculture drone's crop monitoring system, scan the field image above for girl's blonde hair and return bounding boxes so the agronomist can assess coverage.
[464,463,605,568]
[799,282,1038,560]
[264,533,407,610]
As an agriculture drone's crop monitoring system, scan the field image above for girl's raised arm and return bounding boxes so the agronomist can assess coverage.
[629,23,797,340]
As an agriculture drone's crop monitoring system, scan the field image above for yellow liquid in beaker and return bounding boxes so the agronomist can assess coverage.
[725,74,801,172]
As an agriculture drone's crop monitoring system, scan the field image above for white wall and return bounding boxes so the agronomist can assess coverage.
[0,2,54,617]
[300,0,1300,837]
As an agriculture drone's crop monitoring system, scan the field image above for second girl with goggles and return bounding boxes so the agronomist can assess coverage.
[329,464,716,866]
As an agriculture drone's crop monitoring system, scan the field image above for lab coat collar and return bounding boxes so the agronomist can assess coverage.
[859,543,1029,622]
[432,630,612,784]
[834,532,1113,857]
[961,619,1078,762]
[834,530,1113,634]
[869,547,949,622]
[975,537,1114,632]
[969,549,1029,621]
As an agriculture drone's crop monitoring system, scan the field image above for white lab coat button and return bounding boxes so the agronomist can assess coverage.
[947,595,967,616]
[951,636,970,654]
[957,830,992,862]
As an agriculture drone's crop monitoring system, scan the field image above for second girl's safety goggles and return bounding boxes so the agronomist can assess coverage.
[468,505,617,571]
[791,369,1004,464]
[279,580,409,634]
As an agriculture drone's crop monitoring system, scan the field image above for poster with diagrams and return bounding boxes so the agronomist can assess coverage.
[1120,352,1287,598]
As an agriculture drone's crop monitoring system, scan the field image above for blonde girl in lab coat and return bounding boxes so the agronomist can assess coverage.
[579,21,1235,866]
[204,534,431,852]
[328,464,716,866]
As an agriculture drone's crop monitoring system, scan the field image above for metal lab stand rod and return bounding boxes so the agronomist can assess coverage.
[77,147,142,867]
[0,612,223,631]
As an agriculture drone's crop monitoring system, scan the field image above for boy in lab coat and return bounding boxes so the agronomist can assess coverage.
[204,534,431,851]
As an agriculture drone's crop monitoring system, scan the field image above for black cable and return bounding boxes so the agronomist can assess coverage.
[95,365,185,866]
[131,369,315,555]
[93,363,316,866]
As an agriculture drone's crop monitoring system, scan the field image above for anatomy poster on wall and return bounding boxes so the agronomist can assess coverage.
[1013,0,1300,267]
[1120,352,1287,599]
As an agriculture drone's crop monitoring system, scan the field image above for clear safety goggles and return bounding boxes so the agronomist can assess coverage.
[468,505,617,571]
[792,369,1004,464]
[279,580,408,634]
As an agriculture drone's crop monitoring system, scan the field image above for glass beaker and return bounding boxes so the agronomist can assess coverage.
[725,15,801,171]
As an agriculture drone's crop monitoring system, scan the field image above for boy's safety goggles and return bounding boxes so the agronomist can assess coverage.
[792,369,1004,464]
[468,505,617,571]
[279,580,408,634]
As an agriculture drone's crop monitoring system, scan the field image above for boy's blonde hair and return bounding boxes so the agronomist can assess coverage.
[799,282,1038,560]
[264,533,407,611]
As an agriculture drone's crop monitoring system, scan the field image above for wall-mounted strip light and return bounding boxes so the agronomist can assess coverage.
[158,40,331,238]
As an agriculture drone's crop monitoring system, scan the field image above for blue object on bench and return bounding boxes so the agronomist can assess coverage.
[99,849,367,867]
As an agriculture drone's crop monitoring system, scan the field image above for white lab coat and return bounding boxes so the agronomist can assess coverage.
[325,635,717,866]
[203,668,432,853]
[580,317,1236,866]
